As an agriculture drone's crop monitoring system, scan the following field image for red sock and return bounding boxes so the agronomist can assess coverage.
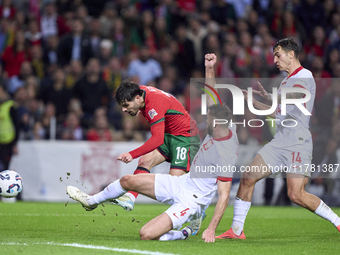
[128,167,150,198]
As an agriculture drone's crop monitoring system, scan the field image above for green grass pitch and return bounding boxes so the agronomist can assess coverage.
[1,202,339,255]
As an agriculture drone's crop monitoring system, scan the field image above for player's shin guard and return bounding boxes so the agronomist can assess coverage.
[314,200,340,230]
[127,167,150,200]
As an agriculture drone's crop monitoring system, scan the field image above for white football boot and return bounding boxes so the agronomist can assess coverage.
[66,186,97,211]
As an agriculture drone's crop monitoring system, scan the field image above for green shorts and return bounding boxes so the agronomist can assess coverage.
[157,134,200,172]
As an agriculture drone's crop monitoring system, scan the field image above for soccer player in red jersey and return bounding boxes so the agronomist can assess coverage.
[113,79,200,216]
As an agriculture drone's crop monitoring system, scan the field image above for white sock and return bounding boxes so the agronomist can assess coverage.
[159,230,186,241]
[88,180,126,205]
[231,197,251,235]
[314,200,340,228]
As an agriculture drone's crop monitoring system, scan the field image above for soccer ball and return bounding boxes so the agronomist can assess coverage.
[0,170,23,198]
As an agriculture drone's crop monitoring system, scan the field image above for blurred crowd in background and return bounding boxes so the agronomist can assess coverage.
[1,0,340,202]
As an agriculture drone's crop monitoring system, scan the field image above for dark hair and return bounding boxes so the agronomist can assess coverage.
[273,38,300,59]
[115,78,143,105]
[208,104,232,124]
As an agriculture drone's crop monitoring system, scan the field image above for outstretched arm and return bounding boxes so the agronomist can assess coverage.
[117,121,165,163]
[202,180,231,243]
[255,81,305,104]
[205,53,218,107]
[247,81,305,118]
[242,89,276,118]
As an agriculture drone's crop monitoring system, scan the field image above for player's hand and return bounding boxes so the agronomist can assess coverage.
[202,228,216,243]
[254,81,272,101]
[117,152,133,163]
[243,88,260,105]
[205,53,217,69]
[242,89,248,101]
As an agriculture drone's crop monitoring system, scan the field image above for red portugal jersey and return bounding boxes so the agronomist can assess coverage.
[140,85,198,137]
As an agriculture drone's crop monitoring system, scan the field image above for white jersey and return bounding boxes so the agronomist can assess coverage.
[183,124,239,205]
[272,67,316,148]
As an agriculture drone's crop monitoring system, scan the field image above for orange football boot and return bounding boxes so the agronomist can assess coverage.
[215,228,246,239]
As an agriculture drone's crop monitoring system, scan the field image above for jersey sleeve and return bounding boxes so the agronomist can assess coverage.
[291,78,312,102]
[129,120,165,159]
[217,177,232,182]
[143,95,167,126]
[291,77,310,90]
[215,150,236,180]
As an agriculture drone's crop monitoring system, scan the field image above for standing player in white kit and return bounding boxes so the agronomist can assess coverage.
[216,38,340,239]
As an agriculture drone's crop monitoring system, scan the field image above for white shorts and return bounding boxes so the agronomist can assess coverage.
[258,142,312,177]
[154,174,206,230]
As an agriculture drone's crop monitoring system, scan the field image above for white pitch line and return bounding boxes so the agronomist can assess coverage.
[0,213,156,217]
[2,242,180,255]
[1,243,28,245]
